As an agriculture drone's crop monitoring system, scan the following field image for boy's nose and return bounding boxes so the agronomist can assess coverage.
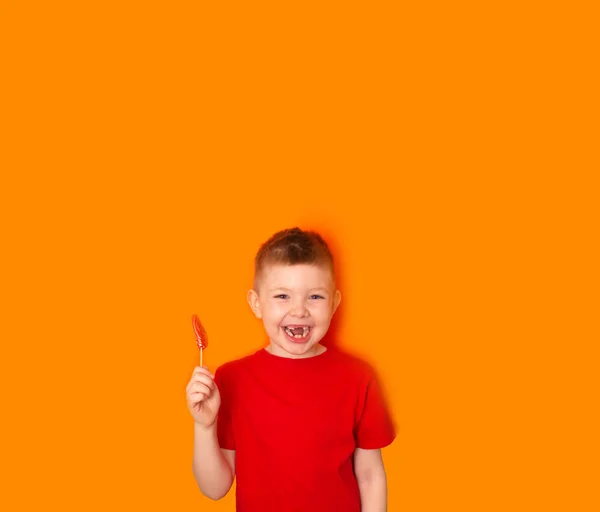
[290,302,309,317]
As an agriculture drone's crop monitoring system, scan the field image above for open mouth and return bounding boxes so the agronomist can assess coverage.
[282,325,311,342]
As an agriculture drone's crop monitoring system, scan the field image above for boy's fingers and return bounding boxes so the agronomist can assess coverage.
[193,366,214,378]
[187,371,214,389]
[191,374,215,388]
[189,391,208,404]
[192,382,212,396]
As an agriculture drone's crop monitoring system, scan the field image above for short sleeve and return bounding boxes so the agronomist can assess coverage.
[354,372,396,449]
[214,367,235,450]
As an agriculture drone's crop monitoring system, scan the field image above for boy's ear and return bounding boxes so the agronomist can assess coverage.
[332,289,341,315]
[247,289,262,318]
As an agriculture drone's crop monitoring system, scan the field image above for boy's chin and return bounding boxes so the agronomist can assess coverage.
[271,338,320,358]
[285,341,312,352]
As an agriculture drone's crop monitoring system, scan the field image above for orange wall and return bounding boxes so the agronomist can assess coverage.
[2,2,596,511]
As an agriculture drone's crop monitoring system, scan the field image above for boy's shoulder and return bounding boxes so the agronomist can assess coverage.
[326,346,372,367]
[214,350,260,376]
[325,347,381,382]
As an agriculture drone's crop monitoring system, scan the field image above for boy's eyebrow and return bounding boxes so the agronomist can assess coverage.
[268,287,329,293]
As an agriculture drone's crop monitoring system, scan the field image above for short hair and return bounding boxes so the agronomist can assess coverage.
[254,227,335,287]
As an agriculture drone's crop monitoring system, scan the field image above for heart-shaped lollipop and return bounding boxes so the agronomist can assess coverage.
[192,314,208,366]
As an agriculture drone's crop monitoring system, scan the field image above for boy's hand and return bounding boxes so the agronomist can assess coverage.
[186,366,221,428]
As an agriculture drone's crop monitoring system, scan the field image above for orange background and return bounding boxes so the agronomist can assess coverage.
[1,1,597,511]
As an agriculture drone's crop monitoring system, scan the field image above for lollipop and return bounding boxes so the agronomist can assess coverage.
[192,314,208,366]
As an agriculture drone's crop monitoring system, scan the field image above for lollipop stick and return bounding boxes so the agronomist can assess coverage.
[200,347,203,367]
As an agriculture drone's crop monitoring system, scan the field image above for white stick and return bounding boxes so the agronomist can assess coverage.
[200,347,203,367]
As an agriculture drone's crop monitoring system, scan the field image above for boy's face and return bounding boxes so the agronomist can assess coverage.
[247,263,341,359]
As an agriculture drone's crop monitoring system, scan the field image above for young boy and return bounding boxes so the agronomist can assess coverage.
[186,227,396,511]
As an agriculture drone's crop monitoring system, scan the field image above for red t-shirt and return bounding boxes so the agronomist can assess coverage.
[214,347,396,511]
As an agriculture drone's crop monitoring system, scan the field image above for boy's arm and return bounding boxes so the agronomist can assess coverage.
[354,448,387,512]
[192,423,235,500]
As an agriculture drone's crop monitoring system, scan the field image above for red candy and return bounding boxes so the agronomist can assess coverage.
[192,314,208,350]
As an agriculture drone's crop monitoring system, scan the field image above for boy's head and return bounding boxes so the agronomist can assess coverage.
[247,227,341,358]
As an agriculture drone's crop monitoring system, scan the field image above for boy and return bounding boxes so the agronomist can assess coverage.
[186,227,396,511]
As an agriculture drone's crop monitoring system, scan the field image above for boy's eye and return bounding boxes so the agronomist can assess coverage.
[309,295,325,300]
[274,294,289,299]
